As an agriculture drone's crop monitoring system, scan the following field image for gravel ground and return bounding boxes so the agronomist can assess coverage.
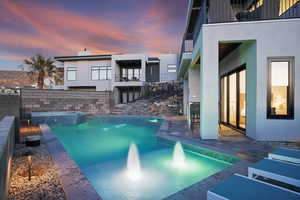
[8,143,66,200]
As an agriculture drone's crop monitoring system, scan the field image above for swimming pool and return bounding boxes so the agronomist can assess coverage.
[50,117,237,200]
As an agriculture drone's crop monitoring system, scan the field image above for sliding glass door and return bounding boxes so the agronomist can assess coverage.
[239,70,246,129]
[229,73,237,126]
[220,66,246,131]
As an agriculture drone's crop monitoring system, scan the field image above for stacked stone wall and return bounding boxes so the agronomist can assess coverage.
[21,89,113,117]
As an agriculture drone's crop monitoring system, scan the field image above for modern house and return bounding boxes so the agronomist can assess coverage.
[179,0,300,141]
[55,50,177,104]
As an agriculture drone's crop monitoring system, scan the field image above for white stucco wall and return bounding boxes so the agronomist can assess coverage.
[188,65,201,102]
[201,18,300,141]
[159,54,178,82]
[64,59,112,91]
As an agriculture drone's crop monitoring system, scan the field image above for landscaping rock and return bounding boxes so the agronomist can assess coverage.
[8,144,66,200]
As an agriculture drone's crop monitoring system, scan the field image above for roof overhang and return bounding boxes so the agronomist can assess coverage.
[179,52,192,78]
[54,54,111,62]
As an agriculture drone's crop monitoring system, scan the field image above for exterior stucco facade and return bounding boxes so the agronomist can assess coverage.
[179,0,300,142]
[64,59,112,91]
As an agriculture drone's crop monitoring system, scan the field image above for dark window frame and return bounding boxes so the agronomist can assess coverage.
[91,66,111,80]
[267,57,295,120]
[120,67,141,81]
[67,67,77,81]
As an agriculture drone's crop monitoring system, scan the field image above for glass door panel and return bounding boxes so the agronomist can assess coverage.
[221,77,227,123]
[229,73,237,126]
[239,70,246,129]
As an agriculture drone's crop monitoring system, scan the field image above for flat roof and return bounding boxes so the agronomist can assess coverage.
[54,54,112,62]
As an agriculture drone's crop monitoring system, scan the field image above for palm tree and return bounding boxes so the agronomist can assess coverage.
[24,54,61,89]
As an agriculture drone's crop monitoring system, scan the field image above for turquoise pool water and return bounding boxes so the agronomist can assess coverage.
[51,117,234,200]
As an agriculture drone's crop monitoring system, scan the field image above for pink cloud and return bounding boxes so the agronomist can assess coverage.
[0,0,182,60]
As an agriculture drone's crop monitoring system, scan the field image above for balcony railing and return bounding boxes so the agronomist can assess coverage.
[208,0,300,23]
[115,74,141,82]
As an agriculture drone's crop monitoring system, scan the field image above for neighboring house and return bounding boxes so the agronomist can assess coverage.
[179,0,300,141]
[54,50,177,104]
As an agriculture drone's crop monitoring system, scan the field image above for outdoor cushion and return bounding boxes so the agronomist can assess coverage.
[208,174,300,200]
[269,148,300,164]
[248,158,300,187]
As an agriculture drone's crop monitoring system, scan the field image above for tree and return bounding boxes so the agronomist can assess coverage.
[24,55,61,89]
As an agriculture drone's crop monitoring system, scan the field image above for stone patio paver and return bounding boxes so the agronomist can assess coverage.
[158,118,300,200]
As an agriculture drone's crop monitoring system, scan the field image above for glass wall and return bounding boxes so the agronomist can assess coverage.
[221,77,227,122]
[229,73,237,126]
[239,70,246,128]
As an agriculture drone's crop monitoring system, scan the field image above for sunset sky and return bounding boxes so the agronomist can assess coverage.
[0,0,188,70]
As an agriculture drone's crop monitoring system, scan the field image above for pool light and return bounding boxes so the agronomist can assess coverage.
[172,142,186,168]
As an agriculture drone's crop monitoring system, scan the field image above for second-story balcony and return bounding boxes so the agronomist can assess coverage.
[178,38,193,77]
[115,59,143,83]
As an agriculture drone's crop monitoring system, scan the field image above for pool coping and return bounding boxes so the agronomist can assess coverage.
[40,124,102,200]
[157,119,252,200]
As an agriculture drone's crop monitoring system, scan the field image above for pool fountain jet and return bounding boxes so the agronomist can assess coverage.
[172,142,186,168]
[127,142,141,181]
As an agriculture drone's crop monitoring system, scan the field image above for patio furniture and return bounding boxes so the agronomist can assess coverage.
[269,148,300,165]
[207,174,300,200]
[248,158,300,188]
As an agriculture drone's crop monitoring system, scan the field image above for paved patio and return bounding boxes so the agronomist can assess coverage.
[159,117,300,200]
[162,117,300,161]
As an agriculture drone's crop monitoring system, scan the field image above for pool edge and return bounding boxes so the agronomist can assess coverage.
[156,120,252,200]
[40,124,102,200]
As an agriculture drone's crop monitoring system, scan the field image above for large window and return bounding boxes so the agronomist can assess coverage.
[167,65,177,73]
[267,57,294,119]
[91,66,111,80]
[67,67,76,81]
[280,0,299,15]
[120,68,141,81]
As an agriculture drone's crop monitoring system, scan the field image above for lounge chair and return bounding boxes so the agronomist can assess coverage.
[269,148,300,165]
[207,174,300,200]
[248,158,300,187]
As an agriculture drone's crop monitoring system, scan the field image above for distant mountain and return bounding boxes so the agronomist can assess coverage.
[0,70,36,88]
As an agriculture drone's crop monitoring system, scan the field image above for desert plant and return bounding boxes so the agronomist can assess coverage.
[24,55,61,89]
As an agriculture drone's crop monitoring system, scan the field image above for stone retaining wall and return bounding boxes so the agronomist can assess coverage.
[21,89,113,118]
[0,116,15,200]
[0,94,20,142]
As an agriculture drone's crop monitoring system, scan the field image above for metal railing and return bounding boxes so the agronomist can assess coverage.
[207,0,300,24]
[115,75,142,82]
[178,38,194,72]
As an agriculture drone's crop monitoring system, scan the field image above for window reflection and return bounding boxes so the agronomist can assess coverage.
[280,0,299,15]
[221,77,227,122]
[239,70,246,128]
[270,62,289,115]
[229,73,237,126]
